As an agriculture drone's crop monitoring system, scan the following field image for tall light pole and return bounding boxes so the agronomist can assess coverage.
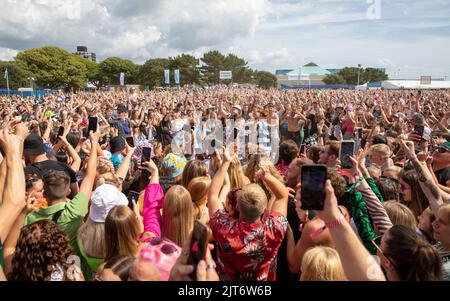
[27,77,35,90]
[357,64,362,85]
[397,69,400,79]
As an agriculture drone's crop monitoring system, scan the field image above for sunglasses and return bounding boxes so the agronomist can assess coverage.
[436,148,449,154]
[371,235,397,269]
[379,176,399,184]
[140,237,179,257]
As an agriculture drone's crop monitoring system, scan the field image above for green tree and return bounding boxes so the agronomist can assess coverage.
[254,71,277,89]
[0,61,32,90]
[223,54,252,84]
[362,68,388,83]
[98,57,139,86]
[15,46,88,89]
[333,67,388,85]
[323,74,347,85]
[200,51,226,85]
[137,58,170,88]
[169,54,200,85]
[74,56,100,88]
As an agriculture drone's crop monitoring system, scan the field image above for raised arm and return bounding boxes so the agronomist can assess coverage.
[0,129,26,244]
[78,130,100,200]
[316,180,386,281]
[399,140,445,217]
[140,160,163,238]
[115,140,135,182]
[207,148,230,217]
[256,160,289,217]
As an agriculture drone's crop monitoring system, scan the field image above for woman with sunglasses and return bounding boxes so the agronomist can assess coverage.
[371,225,442,281]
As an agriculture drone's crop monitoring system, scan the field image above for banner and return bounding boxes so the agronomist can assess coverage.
[174,69,180,85]
[120,72,125,86]
[420,76,431,85]
[220,71,232,80]
[164,69,170,85]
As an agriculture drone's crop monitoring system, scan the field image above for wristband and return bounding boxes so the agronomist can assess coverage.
[325,213,345,230]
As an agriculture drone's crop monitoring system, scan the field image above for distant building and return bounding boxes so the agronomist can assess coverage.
[275,63,386,88]
[74,46,96,62]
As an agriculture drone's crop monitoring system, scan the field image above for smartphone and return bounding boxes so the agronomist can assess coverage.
[57,126,65,138]
[125,136,135,148]
[300,144,306,154]
[300,165,327,211]
[357,128,363,138]
[211,139,216,149]
[340,140,355,170]
[233,128,239,140]
[88,117,98,132]
[87,117,98,136]
[188,221,211,280]
[141,147,152,164]
[414,125,424,139]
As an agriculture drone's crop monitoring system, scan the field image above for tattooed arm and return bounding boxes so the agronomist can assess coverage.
[400,140,445,216]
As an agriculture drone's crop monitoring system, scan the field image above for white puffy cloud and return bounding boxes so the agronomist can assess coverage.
[0,0,449,79]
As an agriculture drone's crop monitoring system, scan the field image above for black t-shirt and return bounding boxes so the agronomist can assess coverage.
[24,160,77,184]
[276,197,302,281]
[435,167,450,186]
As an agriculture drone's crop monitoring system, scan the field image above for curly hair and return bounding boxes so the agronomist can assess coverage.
[10,220,73,281]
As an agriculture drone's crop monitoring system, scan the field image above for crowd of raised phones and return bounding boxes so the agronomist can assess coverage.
[0,87,449,281]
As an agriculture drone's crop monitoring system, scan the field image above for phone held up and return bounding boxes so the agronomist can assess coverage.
[340,140,355,170]
[125,136,135,148]
[141,147,152,164]
[300,164,327,211]
[188,221,212,280]
[85,117,98,138]
[127,191,140,209]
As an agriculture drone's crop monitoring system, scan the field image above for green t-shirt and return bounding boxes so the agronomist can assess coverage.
[24,193,89,255]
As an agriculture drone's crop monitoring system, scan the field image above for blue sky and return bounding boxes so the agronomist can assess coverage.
[0,0,449,79]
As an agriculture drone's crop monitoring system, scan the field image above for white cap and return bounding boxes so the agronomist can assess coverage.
[232,104,242,111]
[89,184,129,222]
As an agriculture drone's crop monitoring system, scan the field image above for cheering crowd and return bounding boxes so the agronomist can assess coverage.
[0,87,449,281]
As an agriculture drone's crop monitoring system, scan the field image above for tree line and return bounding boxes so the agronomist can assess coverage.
[323,67,388,85]
[0,46,278,90]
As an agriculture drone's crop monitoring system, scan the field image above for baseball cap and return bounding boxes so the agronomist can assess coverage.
[422,126,432,141]
[163,153,187,178]
[89,184,129,223]
[232,104,242,112]
[117,104,128,114]
[23,134,47,156]
[336,103,344,109]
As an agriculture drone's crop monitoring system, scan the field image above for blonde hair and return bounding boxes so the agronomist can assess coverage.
[96,172,121,189]
[187,177,211,220]
[228,154,249,189]
[369,143,392,158]
[78,219,106,259]
[104,205,141,262]
[162,185,194,246]
[437,203,450,224]
[245,155,284,198]
[237,183,268,223]
[384,201,417,230]
[300,246,347,281]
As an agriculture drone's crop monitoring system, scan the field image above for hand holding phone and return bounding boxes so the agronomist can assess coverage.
[188,221,212,280]
[125,136,135,148]
[340,140,355,170]
[141,147,152,164]
[300,165,327,211]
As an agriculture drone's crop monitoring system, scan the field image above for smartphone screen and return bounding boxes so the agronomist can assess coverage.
[57,126,65,138]
[301,165,327,211]
[87,117,98,136]
[357,128,363,138]
[300,144,306,154]
[340,140,355,170]
[233,128,239,140]
[414,125,424,139]
[188,221,210,280]
[125,136,135,148]
[141,147,152,164]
